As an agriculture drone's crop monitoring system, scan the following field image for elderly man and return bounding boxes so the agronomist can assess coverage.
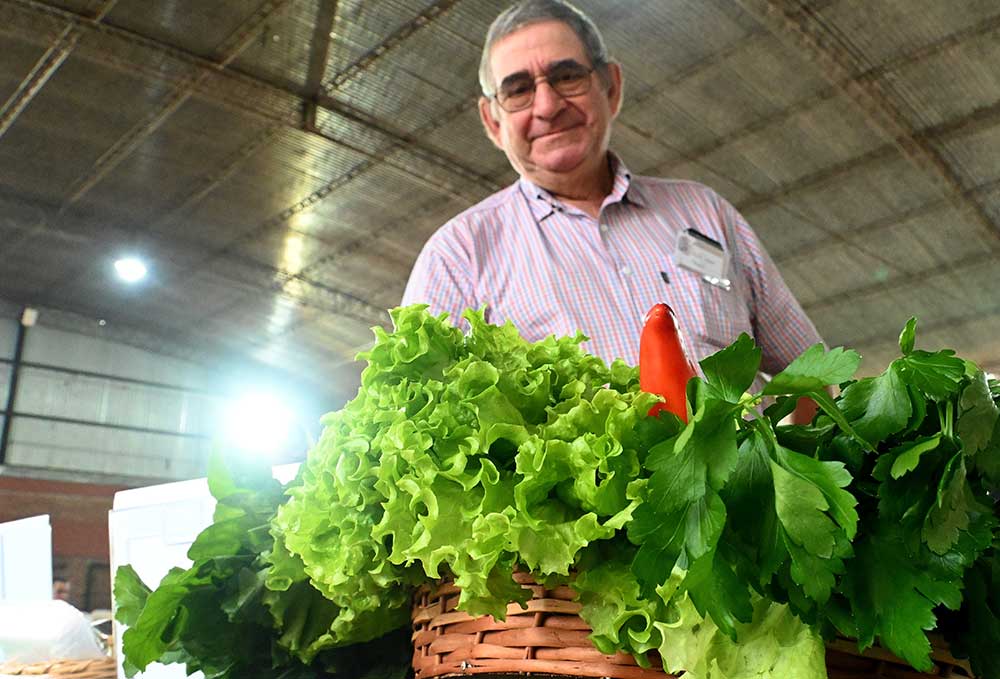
[402,0,822,418]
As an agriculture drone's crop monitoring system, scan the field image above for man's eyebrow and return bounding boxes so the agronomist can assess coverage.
[498,59,587,87]
[546,58,585,71]
[499,70,532,89]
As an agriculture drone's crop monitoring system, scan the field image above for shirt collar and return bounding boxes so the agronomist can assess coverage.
[516,152,646,220]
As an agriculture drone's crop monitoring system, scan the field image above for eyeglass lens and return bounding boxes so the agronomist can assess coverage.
[497,62,593,112]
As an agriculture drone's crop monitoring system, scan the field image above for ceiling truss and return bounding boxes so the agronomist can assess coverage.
[733,0,999,244]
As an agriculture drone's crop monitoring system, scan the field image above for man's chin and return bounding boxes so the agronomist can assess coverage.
[528,149,590,175]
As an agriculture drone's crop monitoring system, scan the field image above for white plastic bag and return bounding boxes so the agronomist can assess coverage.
[0,600,104,664]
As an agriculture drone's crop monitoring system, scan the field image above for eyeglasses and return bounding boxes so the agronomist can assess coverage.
[492,62,596,113]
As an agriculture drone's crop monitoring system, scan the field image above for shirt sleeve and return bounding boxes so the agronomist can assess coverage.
[723,200,824,375]
[401,223,478,329]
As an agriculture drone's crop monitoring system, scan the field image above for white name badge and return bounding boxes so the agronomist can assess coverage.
[674,229,731,289]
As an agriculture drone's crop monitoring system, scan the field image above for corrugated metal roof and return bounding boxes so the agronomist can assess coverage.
[0,0,997,412]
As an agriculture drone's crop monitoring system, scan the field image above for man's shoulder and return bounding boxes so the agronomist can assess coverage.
[429,182,522,242]
[631,174,726,206]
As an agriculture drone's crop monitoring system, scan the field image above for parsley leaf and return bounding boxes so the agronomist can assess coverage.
[629,396,742,630]
[699,332,761,403]
[958,371,1000,455]
[888,434,942,479]
[763,344,860,395]
[922,454,977,555]
[770,448,855,603]
[899,317,917,355]
[838,365,912,446]
[840,522,960,671]
[895,350,966,401]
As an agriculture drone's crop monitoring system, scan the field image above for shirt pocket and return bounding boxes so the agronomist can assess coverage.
[696,274,753,351]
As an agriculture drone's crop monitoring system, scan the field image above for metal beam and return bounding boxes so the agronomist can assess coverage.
[200,95,482,281]
[640,9,1000,180]
[625,0,838,112]
[1,191,393,328]
[319,0,463,92]
[729,94,1000,217]
[0,410,212,440]
[802,247,1000,313]
[733,0,999,243]
[776,177,1000,266]
[0,0,499,200]
[179,186,464,335]
[0,0,118,140]
[304,0,338,99]
[0,357,224,397]
[154,124,286,226]
[61,0,294,207]
[0,313,27,466]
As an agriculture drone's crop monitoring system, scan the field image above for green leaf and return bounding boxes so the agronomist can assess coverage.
[776,447,858,539]
[940,557,1000,679]
[629,397,739,597]
[840,522,962,671]
[971,415,1000,483]
[889,435,942,479]
[958,371,1000,455]
[763,344,860,396]
[770,459,839,557]
[809,389,874,452]
[574,552,666,660]
[655,590,826,679]
[722,428,784,584]
[114,565,152,628]
[899,317,917,355]
[838,365,911,446]
[922,454,974,555]
[120,567,210,671]
[698,333,761,403]
[770,447,856,604]
[683,547,755,639]
[895,350,966,401]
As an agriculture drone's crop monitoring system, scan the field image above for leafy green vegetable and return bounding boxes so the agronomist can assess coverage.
[898,317,917,355]
[114,452,411,679]
[116,308,1000,679]
[959,371,1000,455]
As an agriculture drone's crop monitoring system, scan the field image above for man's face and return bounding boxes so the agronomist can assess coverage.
[479,20,622,185]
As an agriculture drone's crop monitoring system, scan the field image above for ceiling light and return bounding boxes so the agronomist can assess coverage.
[114,257,147,283]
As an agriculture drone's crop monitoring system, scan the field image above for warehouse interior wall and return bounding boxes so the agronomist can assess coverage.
[0,309,317,612]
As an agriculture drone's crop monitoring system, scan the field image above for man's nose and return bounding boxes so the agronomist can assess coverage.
[532,80,566,118]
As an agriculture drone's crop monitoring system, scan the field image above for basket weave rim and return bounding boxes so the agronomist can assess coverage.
[412,575,976,679]
[0,656,116,677]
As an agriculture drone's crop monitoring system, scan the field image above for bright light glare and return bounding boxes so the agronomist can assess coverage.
[223,392,295,456]
[114,257,147,283]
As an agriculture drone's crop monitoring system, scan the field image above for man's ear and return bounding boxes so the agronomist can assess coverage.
[479,96,504,149]
[606,62,624,119]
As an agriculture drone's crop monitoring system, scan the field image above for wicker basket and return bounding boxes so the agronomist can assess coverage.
[0,657,116,678]
[412,574,975,679]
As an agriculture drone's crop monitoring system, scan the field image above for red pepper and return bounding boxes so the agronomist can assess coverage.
[639,303,697,422]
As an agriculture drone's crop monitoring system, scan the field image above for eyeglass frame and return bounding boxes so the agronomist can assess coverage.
[486,59,606,113]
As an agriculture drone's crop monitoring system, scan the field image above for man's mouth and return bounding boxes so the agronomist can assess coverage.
[532,125,579,141]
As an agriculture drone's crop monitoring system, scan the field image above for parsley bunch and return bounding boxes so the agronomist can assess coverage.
[628,317,1000,676]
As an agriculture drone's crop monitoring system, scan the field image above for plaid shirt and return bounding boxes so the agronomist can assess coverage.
[402,155,822,380]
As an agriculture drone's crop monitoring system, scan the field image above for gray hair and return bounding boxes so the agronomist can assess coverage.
[478,0,612,96]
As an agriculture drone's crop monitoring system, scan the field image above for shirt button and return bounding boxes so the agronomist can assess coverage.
[599,223,609,233]
[620,265,632,276]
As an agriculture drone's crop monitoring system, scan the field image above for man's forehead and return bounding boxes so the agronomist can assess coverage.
[489,20,588,77]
